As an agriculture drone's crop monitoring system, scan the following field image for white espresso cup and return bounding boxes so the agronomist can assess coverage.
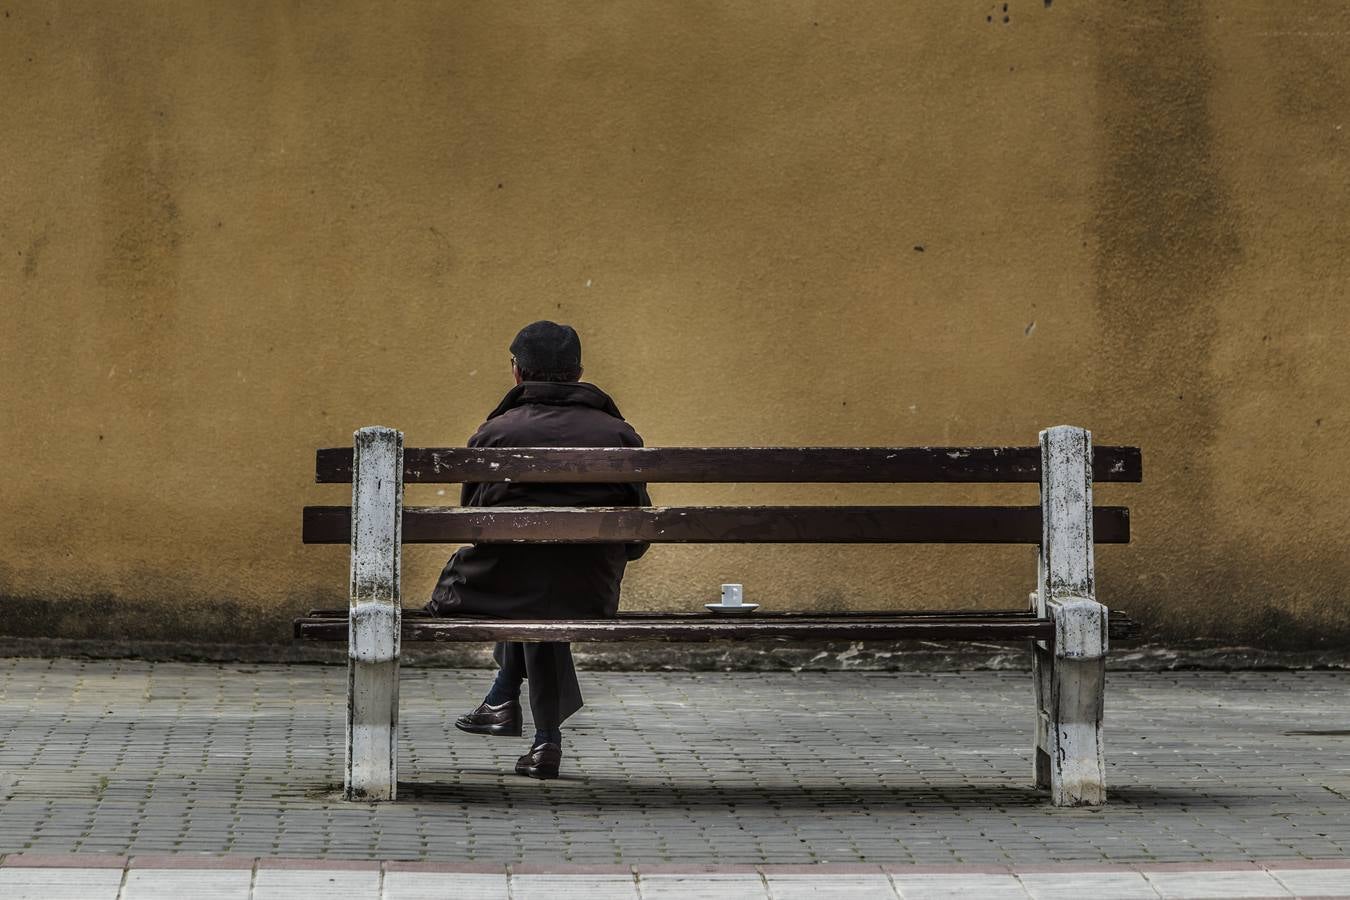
[720,584,744,607]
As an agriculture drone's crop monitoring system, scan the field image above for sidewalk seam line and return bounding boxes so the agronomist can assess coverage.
[115,860,130,900]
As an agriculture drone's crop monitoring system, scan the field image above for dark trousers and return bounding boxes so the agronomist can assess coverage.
[494,641,584,731]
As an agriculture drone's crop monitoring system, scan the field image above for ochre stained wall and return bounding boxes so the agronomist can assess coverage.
[1,2,1347,649]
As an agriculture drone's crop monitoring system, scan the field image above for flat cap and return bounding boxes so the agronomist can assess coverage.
[509,320,582,374]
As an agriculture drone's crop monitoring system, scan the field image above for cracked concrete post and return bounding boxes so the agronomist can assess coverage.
[346,426,403,801]
[1033,425,1108,807]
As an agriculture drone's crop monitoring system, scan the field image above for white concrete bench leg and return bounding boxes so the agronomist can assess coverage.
[1033,425,1108,807]
[345,426,404,801]
[1032,595,1053,790]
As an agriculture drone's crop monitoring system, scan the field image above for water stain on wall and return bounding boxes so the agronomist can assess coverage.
[93,26,185,403]
[1090,3,1268,641]
[21,228,49,278]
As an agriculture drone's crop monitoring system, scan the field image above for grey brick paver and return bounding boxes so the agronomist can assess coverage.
[0,660,1349,868]
[888,872,1030,898]
[1016,871,1160,899]
[0,866,124,900]
[253,868,380,898]
[639,873,770,899]
[1143,868,1292,898]
[120,868,252,899]
[765,873,896,898]
[511,873,640,898]
[384,871,508,899]
[1267,866,1350,896]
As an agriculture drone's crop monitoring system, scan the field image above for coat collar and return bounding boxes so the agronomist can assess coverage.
[485,381,626,421]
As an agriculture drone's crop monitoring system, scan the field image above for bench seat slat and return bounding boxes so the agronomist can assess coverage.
[305,607,1042,620]
[295,615,1057,643]
[302,504,1130,545]
[315,446,1143,485]
[293,610,1138,642]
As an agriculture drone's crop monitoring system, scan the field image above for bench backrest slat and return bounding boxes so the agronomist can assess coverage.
[302,504,1130,545]
[315,446,1142,485]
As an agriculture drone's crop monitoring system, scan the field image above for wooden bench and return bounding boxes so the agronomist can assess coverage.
[296,425,1141,806]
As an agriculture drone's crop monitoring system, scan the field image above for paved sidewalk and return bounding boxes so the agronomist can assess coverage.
[1,855,1348,899]
[0,660,1348,870]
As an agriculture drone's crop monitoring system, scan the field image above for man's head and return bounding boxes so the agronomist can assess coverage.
[509,320,583,384]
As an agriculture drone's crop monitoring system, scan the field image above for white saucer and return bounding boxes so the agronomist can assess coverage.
[704,603,760,615]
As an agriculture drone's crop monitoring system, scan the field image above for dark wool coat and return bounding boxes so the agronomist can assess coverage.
[426,380,650,618]
[424,381,650,726]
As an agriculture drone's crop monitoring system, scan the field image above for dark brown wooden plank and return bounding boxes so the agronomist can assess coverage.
[416,617,1062,643]
[305,607,1042,620]
[294,615,1057,643]
[315,446,1142,485]
[295,609,1139,642]
[303,504,1130,545]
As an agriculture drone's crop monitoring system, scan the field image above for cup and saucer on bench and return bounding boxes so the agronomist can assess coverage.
[705,583,759,615]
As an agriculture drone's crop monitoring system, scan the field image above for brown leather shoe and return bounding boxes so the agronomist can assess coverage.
[454,700,522,737]
[514,742,561,779]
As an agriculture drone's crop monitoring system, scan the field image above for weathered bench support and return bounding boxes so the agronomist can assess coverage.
[1033,425,1108,807]
[346,426,404,801]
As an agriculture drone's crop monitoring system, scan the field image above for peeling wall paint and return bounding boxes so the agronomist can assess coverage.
[0,2,1346,650]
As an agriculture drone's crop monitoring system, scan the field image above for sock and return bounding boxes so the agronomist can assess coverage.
[533,727,562,747]
[483,669,522,706]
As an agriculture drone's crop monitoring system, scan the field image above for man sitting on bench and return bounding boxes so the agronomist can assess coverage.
[424,320,651,779]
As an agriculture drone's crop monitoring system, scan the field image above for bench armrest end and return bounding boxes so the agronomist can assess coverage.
[1047,595,1107,660]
